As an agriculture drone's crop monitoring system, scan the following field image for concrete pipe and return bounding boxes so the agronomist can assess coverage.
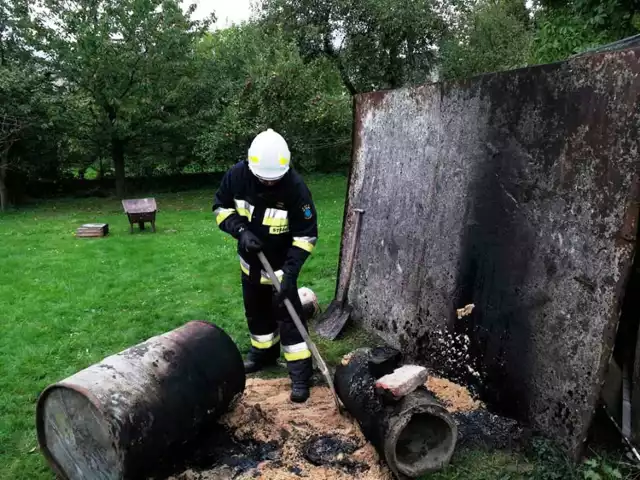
[35,320,246,480]
[334,347,457,479]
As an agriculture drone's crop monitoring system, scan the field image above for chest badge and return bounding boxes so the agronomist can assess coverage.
[302,204,313,220]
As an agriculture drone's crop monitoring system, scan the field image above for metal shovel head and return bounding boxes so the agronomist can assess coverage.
[314,302,353,340]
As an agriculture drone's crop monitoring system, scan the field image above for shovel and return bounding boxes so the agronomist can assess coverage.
[314,208,365,340]
[257,251,344,414]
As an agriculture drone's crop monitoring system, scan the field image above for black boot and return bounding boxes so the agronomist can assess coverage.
[244,357,278,373]
[290,383,310,403]
[244,344,279,374]
[287,357,313,403]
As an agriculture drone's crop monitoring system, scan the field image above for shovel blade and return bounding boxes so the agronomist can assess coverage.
[314,303,353,340]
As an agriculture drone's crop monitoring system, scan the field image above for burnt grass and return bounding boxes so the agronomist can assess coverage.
[303,434,371,474]
[146,424,371,479]
[143,406,637,480]
[145,424,278,479]
[453,410,533,452]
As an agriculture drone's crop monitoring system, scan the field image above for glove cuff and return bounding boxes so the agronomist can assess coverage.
[282,268,299,281]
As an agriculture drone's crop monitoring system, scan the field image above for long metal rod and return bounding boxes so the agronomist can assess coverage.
[602,405,640,463]
[257,252,343,412]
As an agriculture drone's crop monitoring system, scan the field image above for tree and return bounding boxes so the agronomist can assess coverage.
[439,0,533,82]
[530,0,640,64]
[193,23,352,172]
[0,0,56,211]
[29,0,212,198]
[258,0,452,94]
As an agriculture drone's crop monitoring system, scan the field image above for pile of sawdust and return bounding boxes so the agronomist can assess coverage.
[170,374,482,480]
[220,377,391,480]
[427,376,483,412]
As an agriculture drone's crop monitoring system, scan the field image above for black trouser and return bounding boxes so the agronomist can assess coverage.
[241,274,312,386]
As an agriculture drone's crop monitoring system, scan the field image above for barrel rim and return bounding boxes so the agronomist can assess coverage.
[36,381,114,480]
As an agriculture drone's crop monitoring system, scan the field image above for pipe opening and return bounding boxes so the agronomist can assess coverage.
[394,412,455,474]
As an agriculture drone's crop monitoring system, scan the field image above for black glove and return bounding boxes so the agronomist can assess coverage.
[275,272,298,306]
[239,229,263,253]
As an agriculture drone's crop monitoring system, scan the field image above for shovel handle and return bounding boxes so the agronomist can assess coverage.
[336,208,365,304]
[257,252,343,411]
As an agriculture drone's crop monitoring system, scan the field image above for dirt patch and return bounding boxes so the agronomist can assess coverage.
[163,377,390,480]
[220,377,389,480]
[163,375,521,480]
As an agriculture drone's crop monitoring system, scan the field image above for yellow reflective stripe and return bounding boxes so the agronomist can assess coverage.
[264,217,289,227]
[240,256,283,284]
[214,207,235,225]
[260,269,284,285]
[251,332,280,349]
[249,155,259,164]
[283,342,311,361]
[234,199,254,221]
[237,208,251,219]
[285,350,312,361]
[263,208,289,227]
[240,261,250,276]
[292,240,314,252]
[293,236,317,253]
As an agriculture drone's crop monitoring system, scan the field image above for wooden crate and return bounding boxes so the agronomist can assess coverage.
[75,223,109,238]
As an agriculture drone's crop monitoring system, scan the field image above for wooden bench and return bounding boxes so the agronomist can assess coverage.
[122,198,157,233]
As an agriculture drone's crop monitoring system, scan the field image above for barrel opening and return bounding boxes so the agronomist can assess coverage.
[394,412,455,473]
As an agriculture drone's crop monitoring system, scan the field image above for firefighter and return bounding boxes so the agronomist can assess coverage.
[212,129,318,403]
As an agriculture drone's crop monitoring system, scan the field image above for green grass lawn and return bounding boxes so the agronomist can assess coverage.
[0,174,630,479]
[0,173,376,479]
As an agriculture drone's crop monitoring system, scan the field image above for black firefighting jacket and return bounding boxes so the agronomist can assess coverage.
[212,160,318,285]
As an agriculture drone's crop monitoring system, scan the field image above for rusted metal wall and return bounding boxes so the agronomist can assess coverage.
[338,47,640,459]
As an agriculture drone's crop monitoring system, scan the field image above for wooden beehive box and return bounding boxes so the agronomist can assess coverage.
[75,223,109,238]
[122,198,157,233]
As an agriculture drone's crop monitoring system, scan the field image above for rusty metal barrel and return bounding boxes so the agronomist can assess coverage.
[36,320,246,480]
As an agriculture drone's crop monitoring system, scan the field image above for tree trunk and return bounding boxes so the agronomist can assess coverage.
[386,41,401,89]
[323,32,357,96]
[0,152,9,212]
[112,136,126,199]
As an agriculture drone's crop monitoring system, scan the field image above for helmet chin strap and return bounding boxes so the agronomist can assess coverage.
[253,171,285,185]
[258,178,278,186]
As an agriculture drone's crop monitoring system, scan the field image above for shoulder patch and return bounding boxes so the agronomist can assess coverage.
[302,204,313,220]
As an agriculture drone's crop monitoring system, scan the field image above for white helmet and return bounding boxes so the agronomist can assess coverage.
[247,128,291,181]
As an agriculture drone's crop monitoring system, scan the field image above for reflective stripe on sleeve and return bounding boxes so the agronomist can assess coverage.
[260,269,284,285]
[251,331,280,349]
[240,257,250,276]
[234,199,254,220]
[283,342,312,361]
[214,207,235,226]
[292,236,317,253]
